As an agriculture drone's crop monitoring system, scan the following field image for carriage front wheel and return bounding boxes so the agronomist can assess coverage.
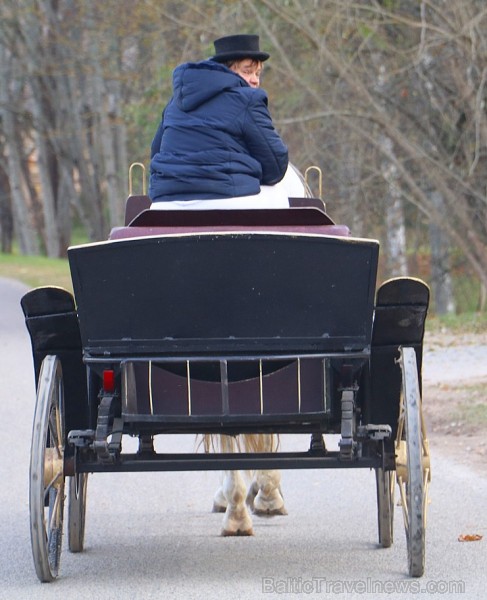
[396,346,431,578]
[29,355,65,582]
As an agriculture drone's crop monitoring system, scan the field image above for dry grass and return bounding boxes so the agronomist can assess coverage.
[423,376,487,475]
[0,253,72,292]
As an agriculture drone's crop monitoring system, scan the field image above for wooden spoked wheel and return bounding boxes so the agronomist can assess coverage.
[375,466,394,548]
[29,355,65,582]
[396,347,431,578]
[68,472,88,553]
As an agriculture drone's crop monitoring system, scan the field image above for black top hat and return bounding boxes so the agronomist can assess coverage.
[211,34,270,63]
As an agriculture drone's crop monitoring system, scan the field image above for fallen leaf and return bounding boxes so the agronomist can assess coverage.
[458,534,483,542]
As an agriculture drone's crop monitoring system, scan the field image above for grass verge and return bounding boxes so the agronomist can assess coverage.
[426,311,487,335]
[0,252,72,291]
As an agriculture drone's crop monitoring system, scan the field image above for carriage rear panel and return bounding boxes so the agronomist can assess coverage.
[68,232,379,359]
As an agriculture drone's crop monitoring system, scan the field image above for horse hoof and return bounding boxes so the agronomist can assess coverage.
[253,505,288,517]
[221,527,254,537]
[212,502,227,513]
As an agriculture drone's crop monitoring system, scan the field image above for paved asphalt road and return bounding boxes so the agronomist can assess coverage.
[1,277,485,599]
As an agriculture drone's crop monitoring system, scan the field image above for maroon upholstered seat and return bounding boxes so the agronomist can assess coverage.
[110,200,351,240]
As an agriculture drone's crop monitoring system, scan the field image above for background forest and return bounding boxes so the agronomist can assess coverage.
[0,0,486,314]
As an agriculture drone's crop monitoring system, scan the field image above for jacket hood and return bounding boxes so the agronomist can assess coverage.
[173,60,248,112]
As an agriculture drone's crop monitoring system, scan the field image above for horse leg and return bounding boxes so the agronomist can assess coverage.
[210,435,253,536]
[212,472,227,513]
[247,470,287,516]
[221,470,254,536]
[201,434,227,513]
[243,434,287,517]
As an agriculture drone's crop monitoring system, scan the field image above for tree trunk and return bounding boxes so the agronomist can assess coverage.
[29,78,61,257]
[0,43,40,255]
[57,162,73,255]
[428,191,456,314]
[0,165,13,253]
[380,137,408,278]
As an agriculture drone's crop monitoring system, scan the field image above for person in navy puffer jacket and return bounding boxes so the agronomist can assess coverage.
[149,34,289,205]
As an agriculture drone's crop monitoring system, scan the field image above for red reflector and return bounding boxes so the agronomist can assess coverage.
[103,370,115,393]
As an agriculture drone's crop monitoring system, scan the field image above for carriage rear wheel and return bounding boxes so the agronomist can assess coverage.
[29,355,65,582]
[68,472,88,552]
[396,346,431,578]
[375,467,394,548]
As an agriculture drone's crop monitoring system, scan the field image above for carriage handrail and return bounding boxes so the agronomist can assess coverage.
[128,162,146,196]
[304,165,323,199]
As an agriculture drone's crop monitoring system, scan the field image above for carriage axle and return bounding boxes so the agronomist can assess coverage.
[70,449,388,474]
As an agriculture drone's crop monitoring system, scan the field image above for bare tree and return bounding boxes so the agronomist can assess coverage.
[0,0,485,317]
[249,0,487,295]
[0,37,40,255]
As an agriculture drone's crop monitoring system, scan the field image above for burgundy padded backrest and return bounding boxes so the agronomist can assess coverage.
[112,201,351,240]
[124,195,151,225]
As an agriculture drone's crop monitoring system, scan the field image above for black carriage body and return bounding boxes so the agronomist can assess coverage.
[22,223,429,455]
[67,232,378,436]
[68,232,378,357]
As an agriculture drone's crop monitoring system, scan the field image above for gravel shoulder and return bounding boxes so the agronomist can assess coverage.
[422,331,487,476]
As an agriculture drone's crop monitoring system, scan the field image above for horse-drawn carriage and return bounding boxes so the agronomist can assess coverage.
[22,166,430,582]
